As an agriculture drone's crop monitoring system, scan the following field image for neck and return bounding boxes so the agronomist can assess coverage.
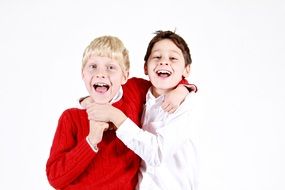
[150,86,172,98]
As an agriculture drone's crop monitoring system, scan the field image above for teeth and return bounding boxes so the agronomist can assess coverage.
[95,83,108,87]
[157,70,171,74]
[93,82,110,91]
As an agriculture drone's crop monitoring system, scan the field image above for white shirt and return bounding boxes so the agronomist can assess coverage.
[116,89,198,190]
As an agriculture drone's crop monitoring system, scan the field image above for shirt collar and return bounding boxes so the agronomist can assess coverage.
[145,88,165,106]
[110,86,123,104]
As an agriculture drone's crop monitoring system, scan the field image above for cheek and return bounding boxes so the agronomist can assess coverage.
[146,65,155,74]
[82,73,89,82]
[174,65,185,73]
[82,73,93,87]
[119,75,127,84]
[148,63,156,70]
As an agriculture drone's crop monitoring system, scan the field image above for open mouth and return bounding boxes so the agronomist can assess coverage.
[93,82,110,93]
[156,70,172,77]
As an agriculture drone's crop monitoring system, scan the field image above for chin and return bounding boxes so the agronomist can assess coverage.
[155,82,174,89]
[91,95,111,104]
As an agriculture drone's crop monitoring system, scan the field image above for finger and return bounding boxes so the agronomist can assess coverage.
[165,104,178,113]
[102,123,110,131]
[87,106,97,116]
[161,102,170,110]
[85,103,93,109]
[163,107,170,112]
[162,103,172,112]
[86,107,93,114]
[86,102,99,110]
[168,107,176,114]
[87,112,95,120]
[97,121,109,127]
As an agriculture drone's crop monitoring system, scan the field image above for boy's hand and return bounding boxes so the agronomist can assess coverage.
[86,103,114,122]
[80,96,94,109]
[87,120,109,146]
[162,84,189,113]
[86,103,127,128]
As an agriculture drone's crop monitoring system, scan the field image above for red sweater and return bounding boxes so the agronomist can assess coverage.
[46,77,151,190]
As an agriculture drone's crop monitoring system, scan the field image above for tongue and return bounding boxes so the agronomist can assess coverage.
[158,73,169,78]
[95,86,108,93]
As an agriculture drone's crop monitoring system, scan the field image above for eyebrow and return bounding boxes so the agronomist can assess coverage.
[152,49,181,55]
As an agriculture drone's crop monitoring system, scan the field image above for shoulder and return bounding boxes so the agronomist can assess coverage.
[184,93,194,104]
[122,77,151,96]
[61,107,85,114]
[174,93,195,113]
[128,77,148,82]
[56,108,88,134]
[123,77,150,87]
[59,108,86,121]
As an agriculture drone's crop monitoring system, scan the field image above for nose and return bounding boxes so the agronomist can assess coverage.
[94,68,106,78]
[96,74,105,78]
[159,56,169,65]
[159,61,169,66]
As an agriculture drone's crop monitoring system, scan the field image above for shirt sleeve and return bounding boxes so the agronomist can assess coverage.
[46,109,97,189]
[116,95,194,166]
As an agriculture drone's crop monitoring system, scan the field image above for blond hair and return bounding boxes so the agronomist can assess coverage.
[82,36,130,72]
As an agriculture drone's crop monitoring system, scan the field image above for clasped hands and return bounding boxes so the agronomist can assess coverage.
[86,102,118,131]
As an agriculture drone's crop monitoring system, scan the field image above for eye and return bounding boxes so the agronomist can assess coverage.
[107,64,118,71]
[152,55,161,60]
[90,64,97,69]
[107,65,114,70]
[170,56,180,62]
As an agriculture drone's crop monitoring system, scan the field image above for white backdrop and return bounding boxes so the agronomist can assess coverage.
[0,0,284,189]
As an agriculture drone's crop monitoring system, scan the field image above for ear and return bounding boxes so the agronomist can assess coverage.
[182,64,191,78]
[81,70,85,79]
[144,63,148,75]
[121,70,129,85]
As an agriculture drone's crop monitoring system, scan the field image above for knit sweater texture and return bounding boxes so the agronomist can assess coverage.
[46,77,150,190]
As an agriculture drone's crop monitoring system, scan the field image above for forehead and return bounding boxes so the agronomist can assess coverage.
[151,39,182,54]
[86,55,119,65]
[84,55,127,73]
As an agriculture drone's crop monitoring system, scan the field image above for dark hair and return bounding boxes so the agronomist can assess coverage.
[144,30,192,65]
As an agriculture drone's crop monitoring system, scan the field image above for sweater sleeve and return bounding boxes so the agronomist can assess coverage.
[123,77,151,100]
[46,109,96,189]
[116,95,194,166]
[179,78,198,93]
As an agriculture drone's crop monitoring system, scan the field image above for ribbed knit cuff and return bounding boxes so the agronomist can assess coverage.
[86,136,99,153]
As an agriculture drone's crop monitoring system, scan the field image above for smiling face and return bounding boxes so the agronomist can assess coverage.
[145,39,190,97]
[82,56,128,104]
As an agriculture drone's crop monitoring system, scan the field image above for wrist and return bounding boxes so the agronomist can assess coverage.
[112,110,127,128]
[86,136,99,152]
